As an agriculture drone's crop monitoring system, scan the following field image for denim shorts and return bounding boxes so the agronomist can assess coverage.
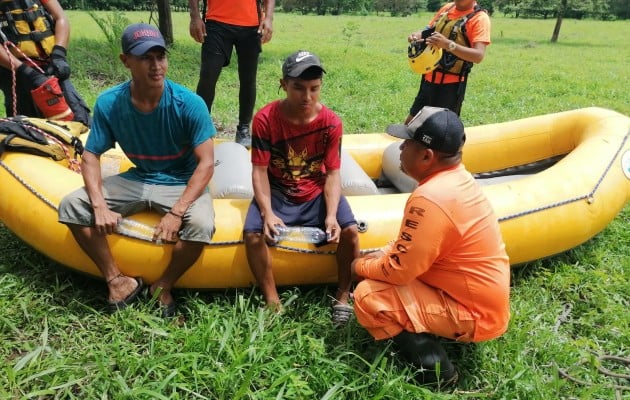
[58,175,215,244]
[243,190,357,233]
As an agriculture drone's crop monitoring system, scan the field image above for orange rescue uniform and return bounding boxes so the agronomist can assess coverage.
[354,164,510,342]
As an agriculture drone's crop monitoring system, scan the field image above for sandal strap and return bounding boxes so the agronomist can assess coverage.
[107,272,124,284]
[332,303,354,326]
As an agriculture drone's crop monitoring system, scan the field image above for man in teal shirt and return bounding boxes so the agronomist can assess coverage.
[59,24,216,317]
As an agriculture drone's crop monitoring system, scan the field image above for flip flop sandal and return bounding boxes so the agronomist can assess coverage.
[150,286,177,319]
[331,303,354,327]
[108,276,144,312]
[160,301,177,319]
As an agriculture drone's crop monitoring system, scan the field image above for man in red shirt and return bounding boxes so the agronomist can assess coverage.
[405,0,491,121]
[188,0,275,148]
[352,107,510,386]
[243,50,360,326]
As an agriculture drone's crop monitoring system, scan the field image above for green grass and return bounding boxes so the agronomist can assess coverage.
[62,11,629,131]
[1,11,629,399]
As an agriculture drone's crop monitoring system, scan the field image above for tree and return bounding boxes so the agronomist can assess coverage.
[155,0,173,45]
[550,0,567,42]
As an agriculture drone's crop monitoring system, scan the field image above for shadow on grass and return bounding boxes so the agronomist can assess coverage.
[492,37,614,48]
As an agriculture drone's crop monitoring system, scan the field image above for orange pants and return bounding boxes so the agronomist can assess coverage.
[354,279,476,342]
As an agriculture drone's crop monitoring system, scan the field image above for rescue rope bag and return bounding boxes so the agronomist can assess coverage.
[30,75,74,121]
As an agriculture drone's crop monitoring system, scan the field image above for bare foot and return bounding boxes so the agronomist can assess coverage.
[266,300,284,314]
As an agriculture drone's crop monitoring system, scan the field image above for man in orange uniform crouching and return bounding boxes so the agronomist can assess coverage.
[351,106,510,387]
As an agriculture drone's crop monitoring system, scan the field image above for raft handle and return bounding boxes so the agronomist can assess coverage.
[357,220,368,233]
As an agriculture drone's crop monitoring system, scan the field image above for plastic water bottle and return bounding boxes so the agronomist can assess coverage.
[116,218,165,244]
[273,225,329,244]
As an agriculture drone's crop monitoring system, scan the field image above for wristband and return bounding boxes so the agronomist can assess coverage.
[168,210,184,218]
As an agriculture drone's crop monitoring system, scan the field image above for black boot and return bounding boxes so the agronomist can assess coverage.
[392,330,458,387]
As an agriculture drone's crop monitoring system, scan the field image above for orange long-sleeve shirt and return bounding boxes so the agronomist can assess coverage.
[355,164,510,341]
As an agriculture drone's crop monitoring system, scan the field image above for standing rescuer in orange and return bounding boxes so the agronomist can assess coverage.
[405,0,490,121]
[351,106,510,387]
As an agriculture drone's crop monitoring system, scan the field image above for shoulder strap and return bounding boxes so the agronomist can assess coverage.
[457,5,485,38]
[20,117,87,146]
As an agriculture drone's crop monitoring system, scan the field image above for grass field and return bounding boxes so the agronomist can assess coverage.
[1,11,629,399]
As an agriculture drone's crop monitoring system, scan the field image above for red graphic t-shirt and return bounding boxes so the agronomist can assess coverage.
[251,100,343,203]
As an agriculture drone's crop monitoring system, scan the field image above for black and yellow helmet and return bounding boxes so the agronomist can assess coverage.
[407,41,442,75]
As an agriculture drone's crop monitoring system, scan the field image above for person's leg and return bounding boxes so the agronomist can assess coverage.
[66,223,141,304]
[330,223,359,327]
[451,80,468,116]
[431,82,464,116]
[233,27,261,148]
[292,193,359,304]
[295,193,359,324]
[406,77,432,124]
[197,21,233,113]
[244,231,279,307]
[335,225,358,303]
[0,68,40,117]
[58,176,146,306]
[149,190,215,312]
[354,279,474,385]
[151,240,205,307]
[334,196,360,305]
[392,330,458,386]
[243,200,280,307]
[234,27,261,127]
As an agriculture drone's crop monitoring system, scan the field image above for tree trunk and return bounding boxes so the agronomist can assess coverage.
[550,0,568,43]
[156,0,174,46]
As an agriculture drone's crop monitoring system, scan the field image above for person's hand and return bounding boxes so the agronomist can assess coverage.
[93,206,122,235]
[409,26,435,43]
[262,214,285,244]
[17,64,48,88]
[408,30,424,43]
[189,16,206,43]
[258,20,273,44]
[46,45,70,80]
[425,31,449,49]
[364,249,384,259]
[153,212,183,243]
[324,216,340,243]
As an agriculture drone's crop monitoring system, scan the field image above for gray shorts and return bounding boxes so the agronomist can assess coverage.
[58,175,215,244]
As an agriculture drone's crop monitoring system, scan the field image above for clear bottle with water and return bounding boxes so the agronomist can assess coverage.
[273,225,329,244]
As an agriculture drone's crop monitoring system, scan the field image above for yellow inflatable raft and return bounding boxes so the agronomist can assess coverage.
[0,107,628,288]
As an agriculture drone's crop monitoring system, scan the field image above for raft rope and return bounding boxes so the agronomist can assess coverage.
[553,303,630,397]
[1,128,627,255]
[498,129,629,223]
[0,158,378,254]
